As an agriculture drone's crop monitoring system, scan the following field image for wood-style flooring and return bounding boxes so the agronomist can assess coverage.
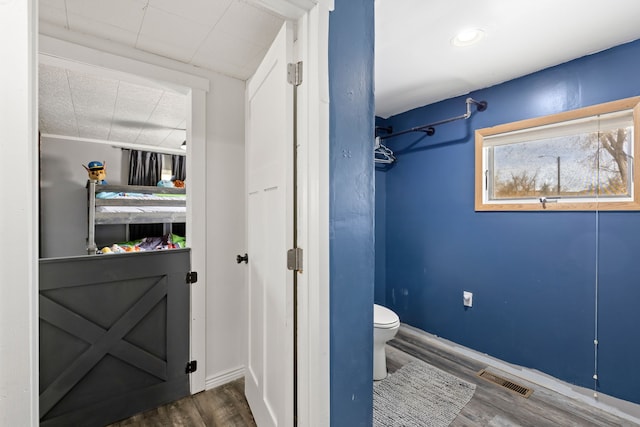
[387,325,639,427]
[108,377,256,427]
[109,325,639,426]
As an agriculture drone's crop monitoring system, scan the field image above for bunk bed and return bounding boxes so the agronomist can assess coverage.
[87,181,186,254]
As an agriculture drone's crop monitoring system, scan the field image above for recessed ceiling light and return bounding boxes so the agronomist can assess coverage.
[452,28,485,47]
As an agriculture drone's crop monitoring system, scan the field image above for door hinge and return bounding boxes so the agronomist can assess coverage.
[287,61,303,86]
[186,271,198,284]
[186,360,198,374]
[287,247,303,272]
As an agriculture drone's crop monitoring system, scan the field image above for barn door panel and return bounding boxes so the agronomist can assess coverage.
[39,249,191,427]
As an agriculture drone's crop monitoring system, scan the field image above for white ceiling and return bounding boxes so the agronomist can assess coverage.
[39,61,188,151]
[39,0,285,79]
[38,0,640,147]
[375,0,640,118]
[38,0,286,150]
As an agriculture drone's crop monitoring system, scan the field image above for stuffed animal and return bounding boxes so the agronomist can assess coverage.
[83,160,108,184]
[157,179,175,187]
[173,179,185,188]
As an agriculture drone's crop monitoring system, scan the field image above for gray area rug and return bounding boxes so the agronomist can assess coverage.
[373,360,476,427]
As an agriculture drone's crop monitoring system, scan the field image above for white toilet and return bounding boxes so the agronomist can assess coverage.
[373,304,400,380]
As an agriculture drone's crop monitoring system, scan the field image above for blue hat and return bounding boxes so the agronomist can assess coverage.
[88,161,104,170]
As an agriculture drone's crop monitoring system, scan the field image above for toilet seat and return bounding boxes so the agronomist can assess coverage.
[374,304,400,329]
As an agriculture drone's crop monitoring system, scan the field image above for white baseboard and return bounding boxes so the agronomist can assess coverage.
[204,366,245,390]
[400,324,640,425]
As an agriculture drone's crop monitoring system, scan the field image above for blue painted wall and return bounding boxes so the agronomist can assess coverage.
[377,39,640,404]
[329,0,375,425]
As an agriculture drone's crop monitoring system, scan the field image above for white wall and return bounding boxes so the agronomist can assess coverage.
[40,137,126,257]
[38,30,247,389]
[205,82,246,381]
[0,0,39,425]
[204,65,247,386]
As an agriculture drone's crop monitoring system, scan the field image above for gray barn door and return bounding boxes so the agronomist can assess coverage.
[39,249,192,427]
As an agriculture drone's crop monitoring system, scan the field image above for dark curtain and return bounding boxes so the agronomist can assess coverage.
[172,155,186,181]
[128,150,162,185]
[128,150,163,239]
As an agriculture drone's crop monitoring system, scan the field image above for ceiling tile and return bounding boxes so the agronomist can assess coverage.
[242,46,269,76]
[135,127,174,146]
[134,91,186,144]
[108,126,145,144]
[109,81,165,142]
[148,0,233,27]
[65,0,147,34]
[214,1,283,48]
[40,0,66,7]
[135,35,195,64]
[39,64,78,136]
[148,92,187,127]
[200,59,250,81]
[191,28,264,79]
[67,69,119,140]
[157,123,187,149]
[76,118,112,140]
[136,6,212,62]
[39,0,68,28]
[67,13,139,46]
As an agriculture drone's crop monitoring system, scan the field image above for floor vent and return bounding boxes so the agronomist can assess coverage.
[477,369,533,398]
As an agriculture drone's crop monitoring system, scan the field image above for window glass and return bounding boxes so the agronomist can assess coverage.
[161,154,173,181]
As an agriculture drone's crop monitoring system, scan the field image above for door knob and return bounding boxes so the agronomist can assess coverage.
[236,253,248,264]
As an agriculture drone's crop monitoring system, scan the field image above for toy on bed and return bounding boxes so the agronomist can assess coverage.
[99,233,186,254]
[157,179,175,187]
[83,160,108,184]
[157,177,185,188]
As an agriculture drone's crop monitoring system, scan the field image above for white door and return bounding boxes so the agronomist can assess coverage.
[245,22,295,427]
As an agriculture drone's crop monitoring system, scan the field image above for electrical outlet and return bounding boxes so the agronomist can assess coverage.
[463,291,473,307]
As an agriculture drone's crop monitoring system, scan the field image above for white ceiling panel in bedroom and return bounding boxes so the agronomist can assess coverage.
[135,92,187,146]
[38,64,78,137]
[109,81,165,142]
[67,69,120,141]
[39,62,187,151]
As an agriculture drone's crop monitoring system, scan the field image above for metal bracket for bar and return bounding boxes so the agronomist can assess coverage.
[186,271,198,284]
[287,248,303,272]
[379,97,488,141]
[287,62,303,86]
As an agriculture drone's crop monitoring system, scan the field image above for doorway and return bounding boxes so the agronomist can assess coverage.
[37,36,209,399]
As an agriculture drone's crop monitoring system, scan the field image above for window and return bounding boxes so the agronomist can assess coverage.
[161,154,173,181]
[475,97,640,211]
